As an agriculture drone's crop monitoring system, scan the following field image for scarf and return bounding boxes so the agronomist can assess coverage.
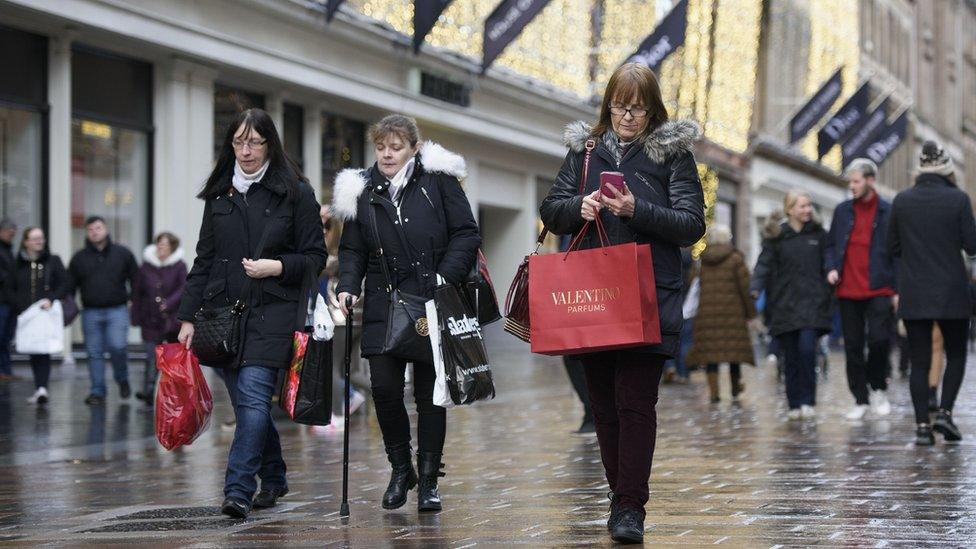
[602,131,637,167]
[232,160,270,195]
[389,157,416,203]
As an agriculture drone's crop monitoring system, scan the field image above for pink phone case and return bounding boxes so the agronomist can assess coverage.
[600,171,625,197]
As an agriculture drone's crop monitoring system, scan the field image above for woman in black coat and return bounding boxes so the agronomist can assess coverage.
[540,63,705,544]
[12,227,70,406]
[751,190,832,420]
[887,140,976,445]
[333,114,480,513]
[176,109,326,518]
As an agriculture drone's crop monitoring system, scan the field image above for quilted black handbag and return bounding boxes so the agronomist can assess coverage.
[368,199,434,364]
[191,195,282,366]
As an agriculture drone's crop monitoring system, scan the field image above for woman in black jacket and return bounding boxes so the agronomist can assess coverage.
[540,63,705,544]
[887,140,976,445]
[333,114,480,513]
[176,108,326,518]
[12,227,70,406]
[750,190,832,420]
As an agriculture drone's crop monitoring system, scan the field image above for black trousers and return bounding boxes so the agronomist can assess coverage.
[563,356,592,421]
[30,354,51,389]
[839,297,893,404]
[368,355,446,454]
[904,319,969,424]
[580,351,665,517]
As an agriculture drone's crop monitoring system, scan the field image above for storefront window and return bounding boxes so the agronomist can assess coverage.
[0,25,47,229]
[321,112,365,202]
[71,46,152,251]
[214,84,264,159]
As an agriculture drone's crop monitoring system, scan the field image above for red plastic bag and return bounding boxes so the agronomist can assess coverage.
[155,343,214,450]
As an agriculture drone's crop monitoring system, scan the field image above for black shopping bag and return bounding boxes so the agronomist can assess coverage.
[431,284,495,406]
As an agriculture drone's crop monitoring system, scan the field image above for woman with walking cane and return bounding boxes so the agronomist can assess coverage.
[176,108,326,518]
[540,62,705,544]
[332,114,480,512]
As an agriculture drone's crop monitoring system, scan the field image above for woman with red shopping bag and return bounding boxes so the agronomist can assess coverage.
[539,63,705,544]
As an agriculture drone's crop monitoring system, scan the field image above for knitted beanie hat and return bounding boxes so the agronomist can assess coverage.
[918,140,954,177]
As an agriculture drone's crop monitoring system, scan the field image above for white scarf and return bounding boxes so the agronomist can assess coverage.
[388,157,416,202]
[232,161,270,195]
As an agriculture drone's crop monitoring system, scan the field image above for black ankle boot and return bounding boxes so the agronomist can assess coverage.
[933,410,962,441]
[382,443,417,510]
[915,423,935,446]
[416,451,445,512]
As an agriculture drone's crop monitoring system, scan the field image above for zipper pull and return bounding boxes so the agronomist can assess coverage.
[421,187,435,209]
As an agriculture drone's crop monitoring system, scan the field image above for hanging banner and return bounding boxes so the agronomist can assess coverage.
[414,0,454,53]
[841,98,890,167]
[789,68,843,144]
[858,111,909,169]
[625,0,689,73]
[482,0,552,72]
[325,0,345,21]
[816,81,871,159]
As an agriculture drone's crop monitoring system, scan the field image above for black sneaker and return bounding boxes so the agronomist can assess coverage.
[84,394,105,406]
[610,508,644,544]
[220,497,251,519]
[933,410,962,441]
[252,486,288,509]
[915,424,935,446]
[135,391,154,405]
[576,418,596,435]
[119,382,131,399]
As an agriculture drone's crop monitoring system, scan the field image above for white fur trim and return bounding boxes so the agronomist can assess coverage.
[331,168,368,221]
[142,244,184,267]
[419,141,467,179]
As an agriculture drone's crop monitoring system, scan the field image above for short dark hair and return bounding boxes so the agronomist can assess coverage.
[155,231,180,249]
[85,215,106,227]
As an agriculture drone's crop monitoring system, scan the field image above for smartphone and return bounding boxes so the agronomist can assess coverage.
[600,171,625,197]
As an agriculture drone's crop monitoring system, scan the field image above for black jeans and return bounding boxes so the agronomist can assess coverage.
[705,363,741,376]
[29,354,51,389]
[580,351,665,517]
[839,297,893,404]
[904,319,969,424]
[779,329,818,409]
[563,356,592,421]
[368,355,446,454]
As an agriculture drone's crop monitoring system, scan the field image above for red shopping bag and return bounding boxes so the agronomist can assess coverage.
[155,343,214,450]
[528,219,660,355]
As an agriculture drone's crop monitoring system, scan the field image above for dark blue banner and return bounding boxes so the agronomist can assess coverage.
[625,0,688,73]
[858,111,909,169]
[816,81,871,159]
[482,0,552,72]
[841,98,890,167]
[325,0,344,21]
[789,68,843,144]
[414,0,454,53]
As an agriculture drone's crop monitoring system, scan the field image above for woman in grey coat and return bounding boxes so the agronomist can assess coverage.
[887,140,976,445]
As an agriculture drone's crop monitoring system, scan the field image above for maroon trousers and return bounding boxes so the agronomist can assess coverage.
[581,351,666,517]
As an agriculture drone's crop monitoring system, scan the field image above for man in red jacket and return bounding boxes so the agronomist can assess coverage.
[826,158,898,420]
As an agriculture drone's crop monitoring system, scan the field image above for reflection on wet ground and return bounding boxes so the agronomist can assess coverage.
[0,325,973,546]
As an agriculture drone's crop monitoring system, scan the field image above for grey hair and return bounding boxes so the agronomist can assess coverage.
[844,158,878,179]
[706,224,733,246]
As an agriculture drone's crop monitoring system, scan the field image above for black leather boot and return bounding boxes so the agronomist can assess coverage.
[382,443,417,510]
[416,452,445,512]
[933,410,962,441]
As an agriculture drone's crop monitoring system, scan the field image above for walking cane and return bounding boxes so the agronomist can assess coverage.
[340,296,353,518]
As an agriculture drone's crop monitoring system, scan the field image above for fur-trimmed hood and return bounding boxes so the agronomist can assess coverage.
[563,118,701,164]
[330,141,466,222]
[142,244,185,268]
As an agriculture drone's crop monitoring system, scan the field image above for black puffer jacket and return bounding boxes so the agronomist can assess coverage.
[12,249,71,314]
[333,142,481,358]
[177,166,327,369]
[540,119,707,357]
[750,220,833,336]
[887,173,976,319]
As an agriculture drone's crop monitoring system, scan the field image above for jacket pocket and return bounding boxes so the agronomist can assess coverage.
[262,279,300,302]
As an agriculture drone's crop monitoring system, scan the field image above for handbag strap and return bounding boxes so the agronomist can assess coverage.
[233,194,284,312]
[367,199,396,294]
[535,138,596,250]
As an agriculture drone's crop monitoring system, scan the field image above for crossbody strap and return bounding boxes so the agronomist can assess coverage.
[535,139,596,250]
[367,198,396,294]
[233,194,284,311]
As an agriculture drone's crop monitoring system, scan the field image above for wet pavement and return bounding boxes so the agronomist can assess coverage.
[0,326,974,547]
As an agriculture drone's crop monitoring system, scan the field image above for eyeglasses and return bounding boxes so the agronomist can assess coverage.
[609,104,649,118]
[232,139,267,150]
